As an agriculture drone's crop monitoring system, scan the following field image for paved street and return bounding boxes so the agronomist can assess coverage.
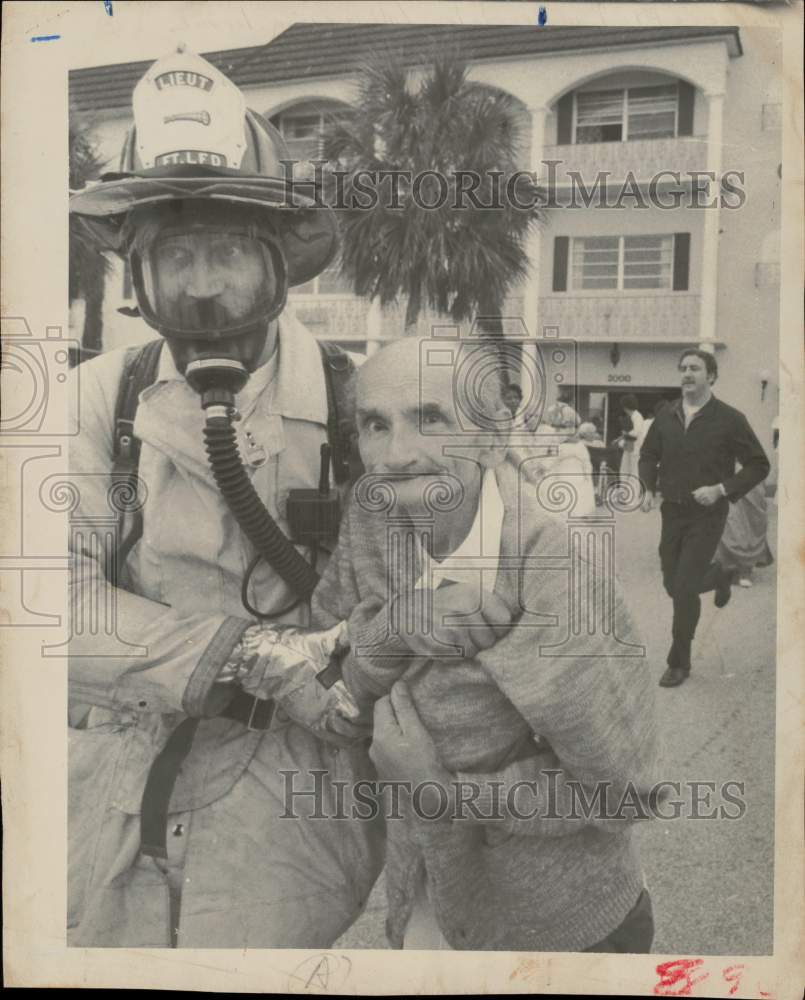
[336,502,777,954]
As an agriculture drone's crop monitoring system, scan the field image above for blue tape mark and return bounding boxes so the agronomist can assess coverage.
[31,35,61,42]
[104,0,113,14]
[538,7,548,26]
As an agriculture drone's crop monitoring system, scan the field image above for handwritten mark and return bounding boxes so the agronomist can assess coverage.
[722,964,745,996]
[654,959,709,997]
[31,35,61,42]
[104,0,113,14]
[653,960,772,999]
[538,7,548,26]
[287,953,352,994]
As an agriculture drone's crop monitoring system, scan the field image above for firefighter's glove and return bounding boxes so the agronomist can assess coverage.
[221,621,366,743]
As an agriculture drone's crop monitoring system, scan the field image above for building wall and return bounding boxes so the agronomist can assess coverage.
[713,28,781,463]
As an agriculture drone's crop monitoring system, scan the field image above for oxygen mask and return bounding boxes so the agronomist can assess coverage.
[131,214,289,407]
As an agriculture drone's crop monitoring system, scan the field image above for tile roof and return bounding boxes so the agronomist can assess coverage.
[69,23,742,114]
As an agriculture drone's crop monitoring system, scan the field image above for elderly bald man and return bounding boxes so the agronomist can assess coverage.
[311,337,661,953]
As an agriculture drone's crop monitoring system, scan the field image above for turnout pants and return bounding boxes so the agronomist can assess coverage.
[659,499,729,671]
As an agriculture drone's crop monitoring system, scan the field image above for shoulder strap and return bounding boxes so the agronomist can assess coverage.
[110,338,359,582]
[112,338,358,484]
[112,338,164,478]
[110,339,163,585]
[317,340,364,485]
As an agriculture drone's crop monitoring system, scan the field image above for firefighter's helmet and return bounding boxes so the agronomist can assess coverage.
[70,46,336,285]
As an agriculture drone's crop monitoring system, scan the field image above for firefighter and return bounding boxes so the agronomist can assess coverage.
[68,46,382,948]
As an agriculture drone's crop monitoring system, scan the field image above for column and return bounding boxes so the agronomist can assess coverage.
[366,296,383,356]
[41,473,148,657]
[698,91,724,346]
[528,477,645,658]
[523,105,548,341]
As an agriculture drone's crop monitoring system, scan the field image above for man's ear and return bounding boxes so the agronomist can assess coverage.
[476,405,512,469]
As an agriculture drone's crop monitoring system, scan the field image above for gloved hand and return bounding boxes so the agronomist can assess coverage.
[225,621,367,742]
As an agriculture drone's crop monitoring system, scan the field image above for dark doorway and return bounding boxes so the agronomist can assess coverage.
[609,388,680,444]
[575,386,680,445]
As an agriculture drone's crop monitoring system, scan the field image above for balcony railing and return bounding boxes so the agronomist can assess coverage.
[287,292,700,343]
[541,137,709,188]
[287,295,370,340]
[539,293,700,342]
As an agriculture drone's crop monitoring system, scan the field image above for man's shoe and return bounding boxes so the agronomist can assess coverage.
[659,665,690,687]
[714,566,732,608]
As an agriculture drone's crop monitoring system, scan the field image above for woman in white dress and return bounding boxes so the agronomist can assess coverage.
[617,394,645,487]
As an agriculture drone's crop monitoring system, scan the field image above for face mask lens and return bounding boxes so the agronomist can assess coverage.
[139,230,280,335]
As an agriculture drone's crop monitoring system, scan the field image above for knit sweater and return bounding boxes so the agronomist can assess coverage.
[311,458,661,951]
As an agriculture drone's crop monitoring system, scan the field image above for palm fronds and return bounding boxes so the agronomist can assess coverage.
[322,49,541,332]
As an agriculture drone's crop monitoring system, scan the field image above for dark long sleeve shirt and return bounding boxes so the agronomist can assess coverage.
[638,396,770,503]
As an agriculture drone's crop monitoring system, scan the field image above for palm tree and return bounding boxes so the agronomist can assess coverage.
[323,49,540,336]
[69,112,112,360]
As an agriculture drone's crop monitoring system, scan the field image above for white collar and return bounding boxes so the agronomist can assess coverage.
[415,468,505,590]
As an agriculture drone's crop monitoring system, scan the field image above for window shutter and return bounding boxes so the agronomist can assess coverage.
[553,236,570,292]
[673,233,690,291]
[556,93,573,145]
[677,82,695,136]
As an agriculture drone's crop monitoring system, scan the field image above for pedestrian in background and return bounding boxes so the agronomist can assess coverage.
[716,480,774,588]
[617,394,645,487]
[502,382,524,421]
[639,350,770,688]
[637,398,669,456]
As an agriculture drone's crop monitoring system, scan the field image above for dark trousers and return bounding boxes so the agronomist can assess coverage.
[585,889,654,953]
[658,500,729,670]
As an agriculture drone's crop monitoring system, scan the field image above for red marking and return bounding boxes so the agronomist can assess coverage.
[654,959,709,996]
[509,958,539,982]
[758,993,773,999]
[722,964,745,996]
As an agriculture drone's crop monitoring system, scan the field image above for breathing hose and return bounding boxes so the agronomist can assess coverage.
[202,407,321,600]
[183,354,322,604]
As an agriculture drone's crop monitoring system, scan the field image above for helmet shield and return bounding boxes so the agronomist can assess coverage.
[132,224,288,339]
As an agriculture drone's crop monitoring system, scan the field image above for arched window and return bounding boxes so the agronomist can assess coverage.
[555,71,696,145]
[270,99,352,164]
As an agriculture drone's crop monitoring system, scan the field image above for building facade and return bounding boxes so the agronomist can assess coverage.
[69,24,782,466]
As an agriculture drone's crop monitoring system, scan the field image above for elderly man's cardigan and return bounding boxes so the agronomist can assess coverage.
[312,458,661,951]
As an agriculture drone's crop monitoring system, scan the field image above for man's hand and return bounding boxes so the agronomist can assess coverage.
[391,582,513,660]
[692,484,724,507]
[641,490,658,513]
[370,681,455,818]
